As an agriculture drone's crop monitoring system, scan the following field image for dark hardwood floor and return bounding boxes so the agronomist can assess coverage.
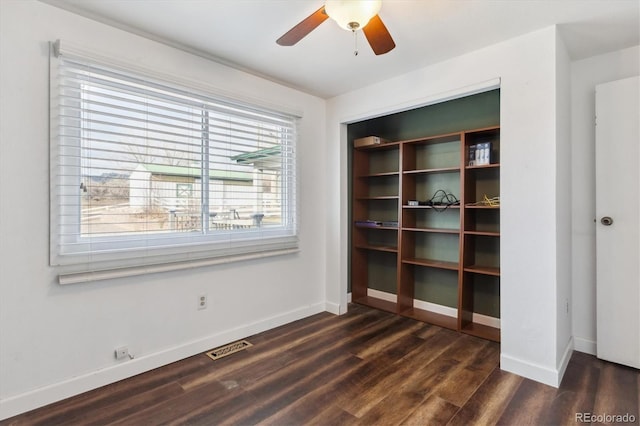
[3,304,639,425]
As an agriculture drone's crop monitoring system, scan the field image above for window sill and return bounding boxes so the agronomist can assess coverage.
[58,248,299,285]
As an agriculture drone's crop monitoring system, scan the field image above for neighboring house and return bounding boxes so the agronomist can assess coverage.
[128,164,254,214]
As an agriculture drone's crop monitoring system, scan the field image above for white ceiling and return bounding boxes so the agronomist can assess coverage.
[43,0,640,98]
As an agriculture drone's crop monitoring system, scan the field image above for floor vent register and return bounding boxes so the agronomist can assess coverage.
[206,340,253,361]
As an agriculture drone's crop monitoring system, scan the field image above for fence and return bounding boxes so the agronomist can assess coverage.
[169,205,280,232]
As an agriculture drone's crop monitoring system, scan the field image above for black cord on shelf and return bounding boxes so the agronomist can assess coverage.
[421,189,459,212]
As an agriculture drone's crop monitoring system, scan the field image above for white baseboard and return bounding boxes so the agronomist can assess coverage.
[557,336,574,385]
[414,299,456,317]
[501,337,574,389]
[472,313,501,329]
[500,353,561,387]
[367,288,397,303]
[573,336,596,355]
[0,302,326,420]
[324,300,341,315]
[412,300,501,329]
[366,289,500,329]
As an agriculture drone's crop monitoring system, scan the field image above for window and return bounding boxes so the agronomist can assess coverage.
[50,44,298,276]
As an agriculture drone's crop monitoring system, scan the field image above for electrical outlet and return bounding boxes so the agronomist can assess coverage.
[198,294,208,310]
[115,346,129,360]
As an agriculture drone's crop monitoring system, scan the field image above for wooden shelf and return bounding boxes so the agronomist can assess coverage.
[465,205,499,209]
[460,322,501,342]
[401,131,464,145]
[403,205,461,209]
[354,244,398,253]
[353,296,397,314]
[465,163,500,170]
[401,307,458,331]
[354,141,401,151]
[464,230,500,237]
[403,227,459,234]
[463,265,500,276]
[357,171,400,178]
[354,224,399,230]
[402,258,459,271]
[356,196,399,200]
[403,167,459,175]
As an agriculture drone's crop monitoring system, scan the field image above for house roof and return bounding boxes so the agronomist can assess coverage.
[141,164,252,181]
[231,146,281,165]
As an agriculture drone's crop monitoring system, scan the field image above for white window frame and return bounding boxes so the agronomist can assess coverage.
[49,41,299,283]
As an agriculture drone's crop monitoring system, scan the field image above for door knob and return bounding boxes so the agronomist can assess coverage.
[600,216,613,226]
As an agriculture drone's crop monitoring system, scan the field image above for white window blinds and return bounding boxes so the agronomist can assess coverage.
[50,42,298,280]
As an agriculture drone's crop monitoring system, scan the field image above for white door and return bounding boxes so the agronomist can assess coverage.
[596,76,640,368]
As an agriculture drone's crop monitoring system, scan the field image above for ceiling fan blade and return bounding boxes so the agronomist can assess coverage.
[362,14,396,55]
[276,6,329,46]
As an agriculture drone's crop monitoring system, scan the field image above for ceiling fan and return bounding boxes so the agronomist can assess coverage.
[276,0,396,55]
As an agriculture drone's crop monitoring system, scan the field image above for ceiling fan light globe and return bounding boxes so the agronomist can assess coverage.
[325,0,382,31]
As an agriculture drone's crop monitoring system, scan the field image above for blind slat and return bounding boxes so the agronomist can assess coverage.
[60,62,296,126]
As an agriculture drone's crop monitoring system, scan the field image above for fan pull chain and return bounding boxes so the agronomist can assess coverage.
[353,30,359,56]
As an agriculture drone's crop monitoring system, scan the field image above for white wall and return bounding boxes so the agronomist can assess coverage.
[326,26,571,387]
[555,31,573,377]
[571,45,640,355]
[0,1,327,419]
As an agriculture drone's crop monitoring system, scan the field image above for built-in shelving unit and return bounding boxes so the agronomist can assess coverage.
[351,142,400,314]
[351,126,500,342]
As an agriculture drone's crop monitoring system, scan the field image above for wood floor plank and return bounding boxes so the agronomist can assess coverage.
[79,382,186,426]
[163,385,258,426]
[401,394,460,425]
[5,354,210,426]
[254,355,365,426]
[179,307,386,391]
[465,340,501,373]
[568,350,607,370]
[448,368,523,426]
[304,404,360,426]
[497,378,558,425]
[110,379,234,425]
[436,364,494,407]
[235,310,401,391]
[246,311,336,345]
[218,313,398,424]
[222,353,361,425]
[3,305,639,426]
[337,328,461,418]
[353,335,495,426]
[352,327,460,397]
[414,322,443,340]
[258,331,428,426]
[545,352,600,425]
[315,348,399,413]
[428,337,496,407]
[351,316,425,359]
[280,312,403,363]
[592,361,639,422]
[356,389,425,425]
[398,334,489,398]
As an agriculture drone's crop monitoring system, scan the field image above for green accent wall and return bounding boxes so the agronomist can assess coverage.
[347,89,500,143]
